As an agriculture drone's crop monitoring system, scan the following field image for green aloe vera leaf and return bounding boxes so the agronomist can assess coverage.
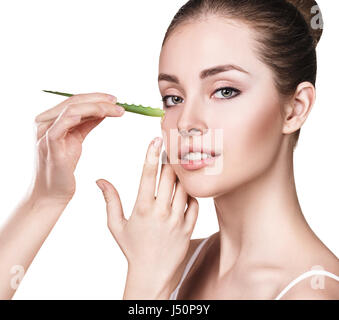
[42,90,165,118]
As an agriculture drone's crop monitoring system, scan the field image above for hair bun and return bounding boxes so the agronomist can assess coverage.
[285,0,324,47]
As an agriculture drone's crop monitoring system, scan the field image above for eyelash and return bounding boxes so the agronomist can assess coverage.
[161,86,241,108]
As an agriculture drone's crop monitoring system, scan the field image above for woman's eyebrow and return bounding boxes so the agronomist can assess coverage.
[158,64,250,84]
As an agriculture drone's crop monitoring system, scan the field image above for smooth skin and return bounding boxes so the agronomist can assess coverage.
[0,92,198,300]
[158,16,339,299]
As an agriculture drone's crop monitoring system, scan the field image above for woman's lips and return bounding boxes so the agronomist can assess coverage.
[178,147,219,159]
[179,154,220,171]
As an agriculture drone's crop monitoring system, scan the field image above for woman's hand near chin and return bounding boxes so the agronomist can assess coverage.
[96,137,199,300]
[0,92,125,299]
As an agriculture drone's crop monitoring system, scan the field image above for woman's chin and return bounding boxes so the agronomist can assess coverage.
[179,182,220,198]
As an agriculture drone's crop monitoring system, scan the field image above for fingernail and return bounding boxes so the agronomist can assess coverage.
[109,95,117,102]
[116,106,125,114]
[96,180,105,191]
[152,137,163,149]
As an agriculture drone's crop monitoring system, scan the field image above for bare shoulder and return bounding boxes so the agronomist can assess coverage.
[280,275,339,300]
[279,253,339,300]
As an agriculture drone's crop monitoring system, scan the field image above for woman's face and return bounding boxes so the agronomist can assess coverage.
[158,16,285,198]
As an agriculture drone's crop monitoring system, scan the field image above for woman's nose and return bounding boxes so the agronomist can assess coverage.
[179,128,203,137]
[177,99,208,137]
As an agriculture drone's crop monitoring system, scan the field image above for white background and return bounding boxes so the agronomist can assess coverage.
[0,0,337,299]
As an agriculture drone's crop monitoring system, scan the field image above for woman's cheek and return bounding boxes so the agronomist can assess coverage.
[161,113,187,169]
[222,99,283,186]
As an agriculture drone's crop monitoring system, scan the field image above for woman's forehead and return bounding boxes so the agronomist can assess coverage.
[159,17,259,76]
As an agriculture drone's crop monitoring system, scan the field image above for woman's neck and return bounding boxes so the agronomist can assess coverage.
[213,141,317,278]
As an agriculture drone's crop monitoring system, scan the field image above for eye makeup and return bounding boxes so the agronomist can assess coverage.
[161,86,241,108]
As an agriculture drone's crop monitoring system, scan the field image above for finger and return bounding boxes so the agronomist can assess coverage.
[35,92,118,122]
[47,110,83,140]
[96,179,127,236]
[155,162,177,206]
[171,180,188,220]
[36,121,53,141]
[35,101,122,140]
[40,101,124,123]
[36,117,96,142]
[77,117,105,141]
[184,196,199,232]
[136,137,163,205]
[45,112,83,157]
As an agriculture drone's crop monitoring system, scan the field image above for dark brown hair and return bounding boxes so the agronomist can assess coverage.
[161,0,324,150]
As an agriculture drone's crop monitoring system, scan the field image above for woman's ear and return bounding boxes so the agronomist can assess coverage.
[282,82,316,135]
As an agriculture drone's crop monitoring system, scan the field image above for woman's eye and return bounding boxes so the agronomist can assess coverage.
[161,87,240,108]
[213,87,240,99]
[161,95,183,108]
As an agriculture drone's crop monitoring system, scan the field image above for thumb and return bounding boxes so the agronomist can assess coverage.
[96,178,126,235]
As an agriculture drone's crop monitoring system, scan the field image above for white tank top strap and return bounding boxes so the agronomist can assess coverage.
[169,236,211,300]
[274,270,339,300]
